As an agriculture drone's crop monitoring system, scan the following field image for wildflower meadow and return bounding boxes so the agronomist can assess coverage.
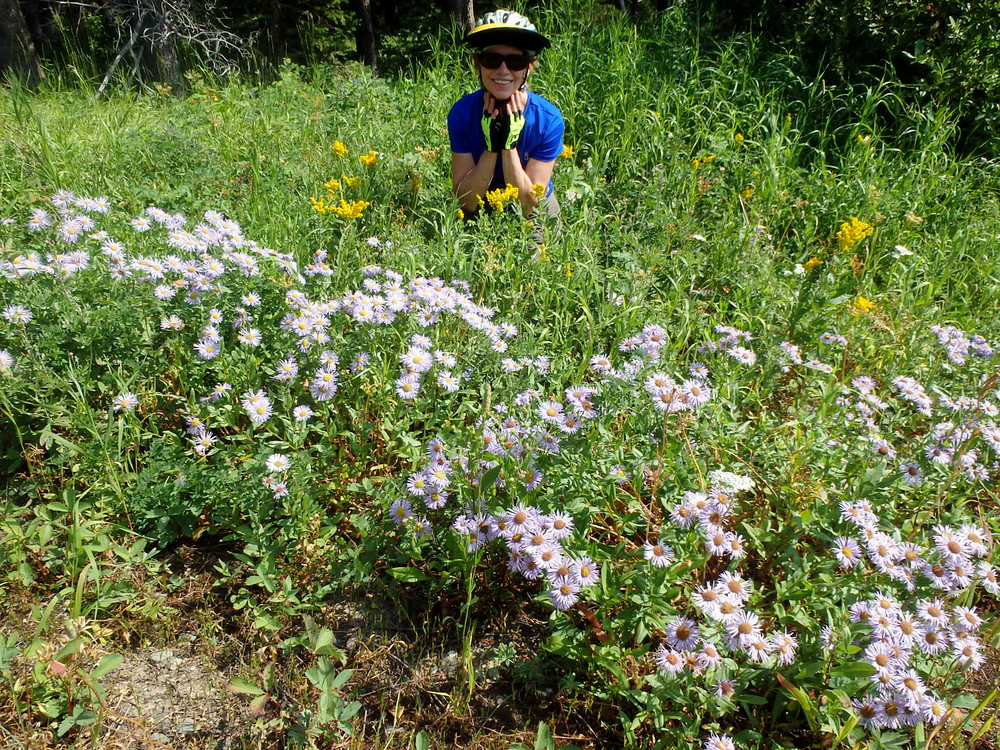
[1,4,999,750]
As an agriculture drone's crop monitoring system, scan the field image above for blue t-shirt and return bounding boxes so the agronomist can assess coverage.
[448,90,564,196]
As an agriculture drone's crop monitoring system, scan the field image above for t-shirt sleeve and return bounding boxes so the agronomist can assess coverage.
[448,98,477,154]
[530,107,564,163]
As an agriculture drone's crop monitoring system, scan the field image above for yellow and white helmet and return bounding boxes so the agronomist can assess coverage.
[463,9,551,54]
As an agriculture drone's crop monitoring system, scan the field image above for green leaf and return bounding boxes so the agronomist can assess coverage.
[254,614,281,631]
[306,657,337,691]
[833,712,859,747]
[303,614,319,646]
[777,673,818,732]
[794,661,825,680]
[861,465,884,485]
[534,721,554,750]
[39,697,63,719]
[249,693,270,715]
[389,566,430,582]
[313,627,335,654]
[0,633,21,671]
[969,715,995,745]
[779,587,812,601]
[480,463,503,494]
[56,716,75,737]
[227,677,265,696]
[89,652,123,680]
[951,692,982,710]
[413,730,430,750]
[55,638,81,661]
[965,687,999,724]
[57,707,97,736]
[332,667,354,691]
[831,660,876,679]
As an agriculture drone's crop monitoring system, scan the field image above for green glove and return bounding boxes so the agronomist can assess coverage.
[481,105,525,152]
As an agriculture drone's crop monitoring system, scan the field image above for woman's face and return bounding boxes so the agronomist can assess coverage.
[476,44,533,101]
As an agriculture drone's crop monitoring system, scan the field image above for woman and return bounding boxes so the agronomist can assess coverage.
[448,9,564,222]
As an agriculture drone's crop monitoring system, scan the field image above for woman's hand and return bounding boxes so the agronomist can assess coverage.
[482,90,528,119]
[481,90,528,152]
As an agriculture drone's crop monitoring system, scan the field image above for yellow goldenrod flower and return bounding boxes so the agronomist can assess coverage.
[566,263,572,278]
[704,154,718,164]
[331,199,371,219]
[310,197,328,214]
[851,296,876,315]
[359,150,378,167]
[804,257,823,272]
[324,179,341,194]
[734,132,744,147]
[857,134,871,146]
[486,184,519,212]
[457,208,465,220]
[332,140,348,156]
[560,144,573,160]
[837,217,874,251]
[692,158,701,170]
[740,186,754,200]
[342,176,360,189]
[531,183,546,199]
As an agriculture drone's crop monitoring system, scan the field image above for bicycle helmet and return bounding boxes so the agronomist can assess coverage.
[463,9,551,55]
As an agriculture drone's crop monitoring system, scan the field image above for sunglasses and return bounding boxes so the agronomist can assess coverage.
[477,51,533,71]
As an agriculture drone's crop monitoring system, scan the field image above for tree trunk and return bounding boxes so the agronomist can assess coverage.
[154,0,182,88]
[352,0,377,73]
[448,0,475,33]
[20,0,47,45]
[264,1,286,74]
[0,0,43,87]
[136,0,182,91]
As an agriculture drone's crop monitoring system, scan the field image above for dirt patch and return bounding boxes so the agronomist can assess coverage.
[100,641,250,750]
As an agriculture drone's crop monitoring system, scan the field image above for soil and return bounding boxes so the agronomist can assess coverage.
[2,537,996,750]
[100,641,250,750]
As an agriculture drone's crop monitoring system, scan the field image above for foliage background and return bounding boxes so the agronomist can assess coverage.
[4,0,1000,153]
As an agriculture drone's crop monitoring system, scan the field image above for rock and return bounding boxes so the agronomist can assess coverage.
[439,650,461,676]
[149,649,181,669]
[175,717,197,734]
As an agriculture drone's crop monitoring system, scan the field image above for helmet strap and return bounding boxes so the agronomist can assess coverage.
[520,66,531,91]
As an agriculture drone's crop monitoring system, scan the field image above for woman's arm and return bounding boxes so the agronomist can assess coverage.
[501,151,555,213]
[452,151,498,212]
